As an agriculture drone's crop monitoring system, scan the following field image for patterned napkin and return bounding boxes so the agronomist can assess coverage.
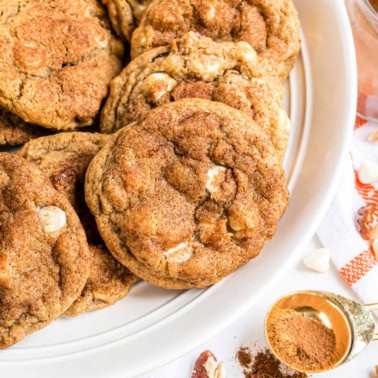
[318,117,378,305]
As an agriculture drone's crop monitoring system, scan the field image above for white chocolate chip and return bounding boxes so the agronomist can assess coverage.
[84,5,94,17]
[37,206,67,233]
[141,73,177,101]
[303,248,331,272]
[163,242,193,263]
[358,160,378,184]
[279,108,291,132]
[206,165,226,194]
[191,55,222,80]
[205,5,215,20]
[204,357,226,378]
[237,41,258,63]
[95,36,108,48]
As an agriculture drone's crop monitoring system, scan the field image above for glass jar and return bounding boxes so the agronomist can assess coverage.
[346,0,378,121]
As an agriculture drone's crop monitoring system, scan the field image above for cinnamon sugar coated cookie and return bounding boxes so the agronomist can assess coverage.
[100,0,153,40]
[86,99,289,289]
[131,0,300,80]
[0,0,124,130]
[18,133,136,316]
[0,107,48,146]
[0,153,91,348]
[102,32,289,159]
[65,244,136,316]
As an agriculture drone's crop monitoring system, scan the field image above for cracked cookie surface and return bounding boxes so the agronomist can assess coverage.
[0,107,48,146]
[18,132,136,316]
[102,32,288,160]
[131,0,300,80]
[0,0,124,131]
[87,99,289,289]
[0,153,91,348]
[100,0,152,41]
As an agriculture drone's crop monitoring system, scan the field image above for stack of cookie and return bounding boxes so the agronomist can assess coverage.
[0,0,300,348]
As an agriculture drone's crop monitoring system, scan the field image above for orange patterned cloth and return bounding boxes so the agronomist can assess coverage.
[318,117,378,304]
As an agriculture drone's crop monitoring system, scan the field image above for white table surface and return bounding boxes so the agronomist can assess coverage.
[141,236,378,378]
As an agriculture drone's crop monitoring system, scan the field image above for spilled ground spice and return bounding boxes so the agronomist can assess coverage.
[236,347,307,377]
[266,309,336,371]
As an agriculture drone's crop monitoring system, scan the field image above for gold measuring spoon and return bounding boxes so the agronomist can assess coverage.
[264,291,377,373]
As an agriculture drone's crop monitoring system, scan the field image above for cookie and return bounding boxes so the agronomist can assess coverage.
[0,107,48,146]
[18,133,136,316]
[0,153,91,348]
[102,32,289,160]
[100,0,152,41]
[131,0,300,81]
[87,99,289,289]
[100,0,134,41]
[0,0,124,131]
[64,244,136,316]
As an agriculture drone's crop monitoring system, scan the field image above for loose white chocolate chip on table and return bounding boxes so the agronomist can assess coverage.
[37,206,67,233]
[206,165,226,194]
[163,242,193,263]
[358,160,378,184]
[204,357,226,378]
[303,248,331,273]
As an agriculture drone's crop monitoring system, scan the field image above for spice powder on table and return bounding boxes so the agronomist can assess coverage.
[236,347,308,378]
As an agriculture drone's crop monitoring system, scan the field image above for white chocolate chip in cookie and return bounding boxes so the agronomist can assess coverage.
[37,206,67,233]
[163,242,193,263]
[95,36,108,48]
[141,73,178,102]
[190,55,222,81]
[206,164,226,194]
[303,248,331,272]
[237,41,258,64]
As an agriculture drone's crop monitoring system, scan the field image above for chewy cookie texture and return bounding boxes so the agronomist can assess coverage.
[0,153,91,348]
[0,0,123,131]
[131,0,300,81]
[86,100,289,289]
[102,32,289,160]
[18,133,136,316]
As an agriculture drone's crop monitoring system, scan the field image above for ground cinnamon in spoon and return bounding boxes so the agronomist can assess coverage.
[267,309,337,371]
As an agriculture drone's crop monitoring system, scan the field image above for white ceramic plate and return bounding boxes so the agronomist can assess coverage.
[0,0,357,376]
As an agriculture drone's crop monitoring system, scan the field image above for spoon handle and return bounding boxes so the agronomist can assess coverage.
[363,302,378,311]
